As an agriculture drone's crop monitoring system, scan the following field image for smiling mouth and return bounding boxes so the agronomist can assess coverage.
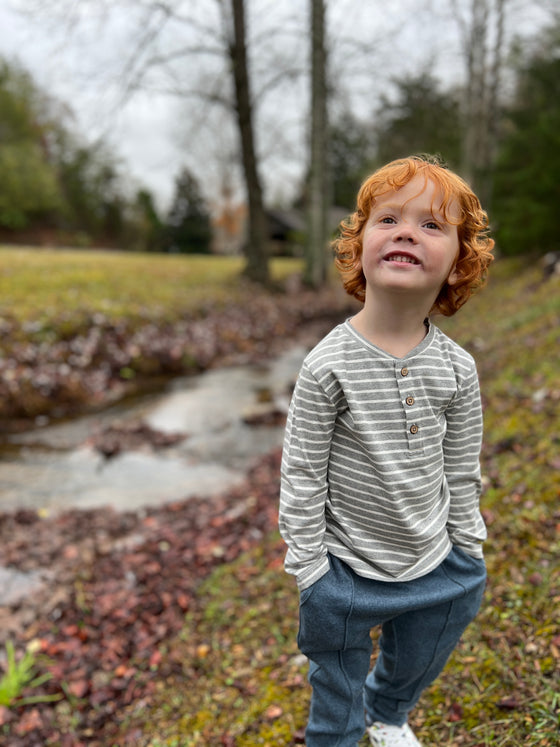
[384,253,420,265]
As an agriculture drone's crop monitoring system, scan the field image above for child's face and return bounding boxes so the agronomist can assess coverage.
[360,175,460,306]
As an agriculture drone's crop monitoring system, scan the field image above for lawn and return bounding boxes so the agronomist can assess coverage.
[0,247,303,327]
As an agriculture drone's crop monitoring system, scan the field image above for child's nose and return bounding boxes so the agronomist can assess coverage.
[393,222,417,243]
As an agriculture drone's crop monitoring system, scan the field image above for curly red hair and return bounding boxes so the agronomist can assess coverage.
[333,155,495,316]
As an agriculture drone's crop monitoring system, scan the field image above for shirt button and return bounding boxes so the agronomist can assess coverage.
[405,396,415,406]
[410,424,419,434]
[401,367,409,377]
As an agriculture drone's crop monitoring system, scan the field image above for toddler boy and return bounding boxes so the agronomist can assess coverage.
[279,155,494,746]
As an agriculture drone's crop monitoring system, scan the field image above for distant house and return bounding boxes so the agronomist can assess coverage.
[211,203,350,256]
[266,208,305,256]
[211,204,303,256]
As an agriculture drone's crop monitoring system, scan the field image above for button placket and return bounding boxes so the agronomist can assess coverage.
[395,361,422,451]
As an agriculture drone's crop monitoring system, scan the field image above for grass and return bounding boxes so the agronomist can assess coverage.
[0,247,303,327]
[125,257,560,746]
[0,641,59,708]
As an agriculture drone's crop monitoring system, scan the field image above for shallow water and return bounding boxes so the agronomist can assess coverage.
[0,345,307,516]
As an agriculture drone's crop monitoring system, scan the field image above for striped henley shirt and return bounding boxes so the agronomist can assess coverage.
[279,319,487,591]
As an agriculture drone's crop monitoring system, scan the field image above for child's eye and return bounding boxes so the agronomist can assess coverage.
[380,216,396,225]
[424,220,441,230]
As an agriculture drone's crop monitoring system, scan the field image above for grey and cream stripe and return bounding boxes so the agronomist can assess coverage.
[279,320,487,590]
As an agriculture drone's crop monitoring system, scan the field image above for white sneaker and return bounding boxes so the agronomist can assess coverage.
[366,720,422,747]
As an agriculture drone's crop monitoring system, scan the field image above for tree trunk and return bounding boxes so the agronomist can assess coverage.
[304,0,329,288]
[460,0,489,189]
[458,0,508,206]
[481,0,506,209]
[229,0,270,284]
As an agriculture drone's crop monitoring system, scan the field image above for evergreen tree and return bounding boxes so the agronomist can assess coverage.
[492,24,560,255]
[132,189,163,252]
[326,74,463,216]
[374,72,463,171]
[329,111,377,209]
[165,168,211,253]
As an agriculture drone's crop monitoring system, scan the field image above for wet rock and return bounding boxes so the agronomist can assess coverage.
[242,404,288,427]
[0,566,50,606]
[85,420,187,459]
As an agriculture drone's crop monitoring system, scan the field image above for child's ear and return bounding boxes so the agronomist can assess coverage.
[447,265,459,285]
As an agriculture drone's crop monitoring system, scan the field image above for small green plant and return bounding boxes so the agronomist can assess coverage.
[0,640,60,707]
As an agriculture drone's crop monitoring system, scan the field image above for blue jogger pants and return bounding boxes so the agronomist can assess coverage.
[297,546,486,746]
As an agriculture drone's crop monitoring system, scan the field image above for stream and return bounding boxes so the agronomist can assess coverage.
[0,345,308,516]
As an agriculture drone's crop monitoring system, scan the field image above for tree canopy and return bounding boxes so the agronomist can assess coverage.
[491,23,560,255]
[0,57,161,248]
[374,72,463,172]
[0,61,64,228]
[2,4,559,261]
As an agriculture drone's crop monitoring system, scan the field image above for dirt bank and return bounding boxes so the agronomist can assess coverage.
[0,281,357,431]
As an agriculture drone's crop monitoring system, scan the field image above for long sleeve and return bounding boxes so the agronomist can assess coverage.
[279,321,486,588]
[443,364,487,557]
[279,363,337,590]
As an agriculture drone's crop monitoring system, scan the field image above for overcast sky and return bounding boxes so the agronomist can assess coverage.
[0,1,186,209]
[0,0,554,212]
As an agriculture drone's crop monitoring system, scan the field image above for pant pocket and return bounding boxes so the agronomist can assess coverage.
[444,545,487,595]
[298,554,355,654]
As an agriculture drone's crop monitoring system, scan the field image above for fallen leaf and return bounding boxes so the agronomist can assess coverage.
[448,702,463,722]
[15,708,43,735]
[265,704,283,720]
[497,696,521,710]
